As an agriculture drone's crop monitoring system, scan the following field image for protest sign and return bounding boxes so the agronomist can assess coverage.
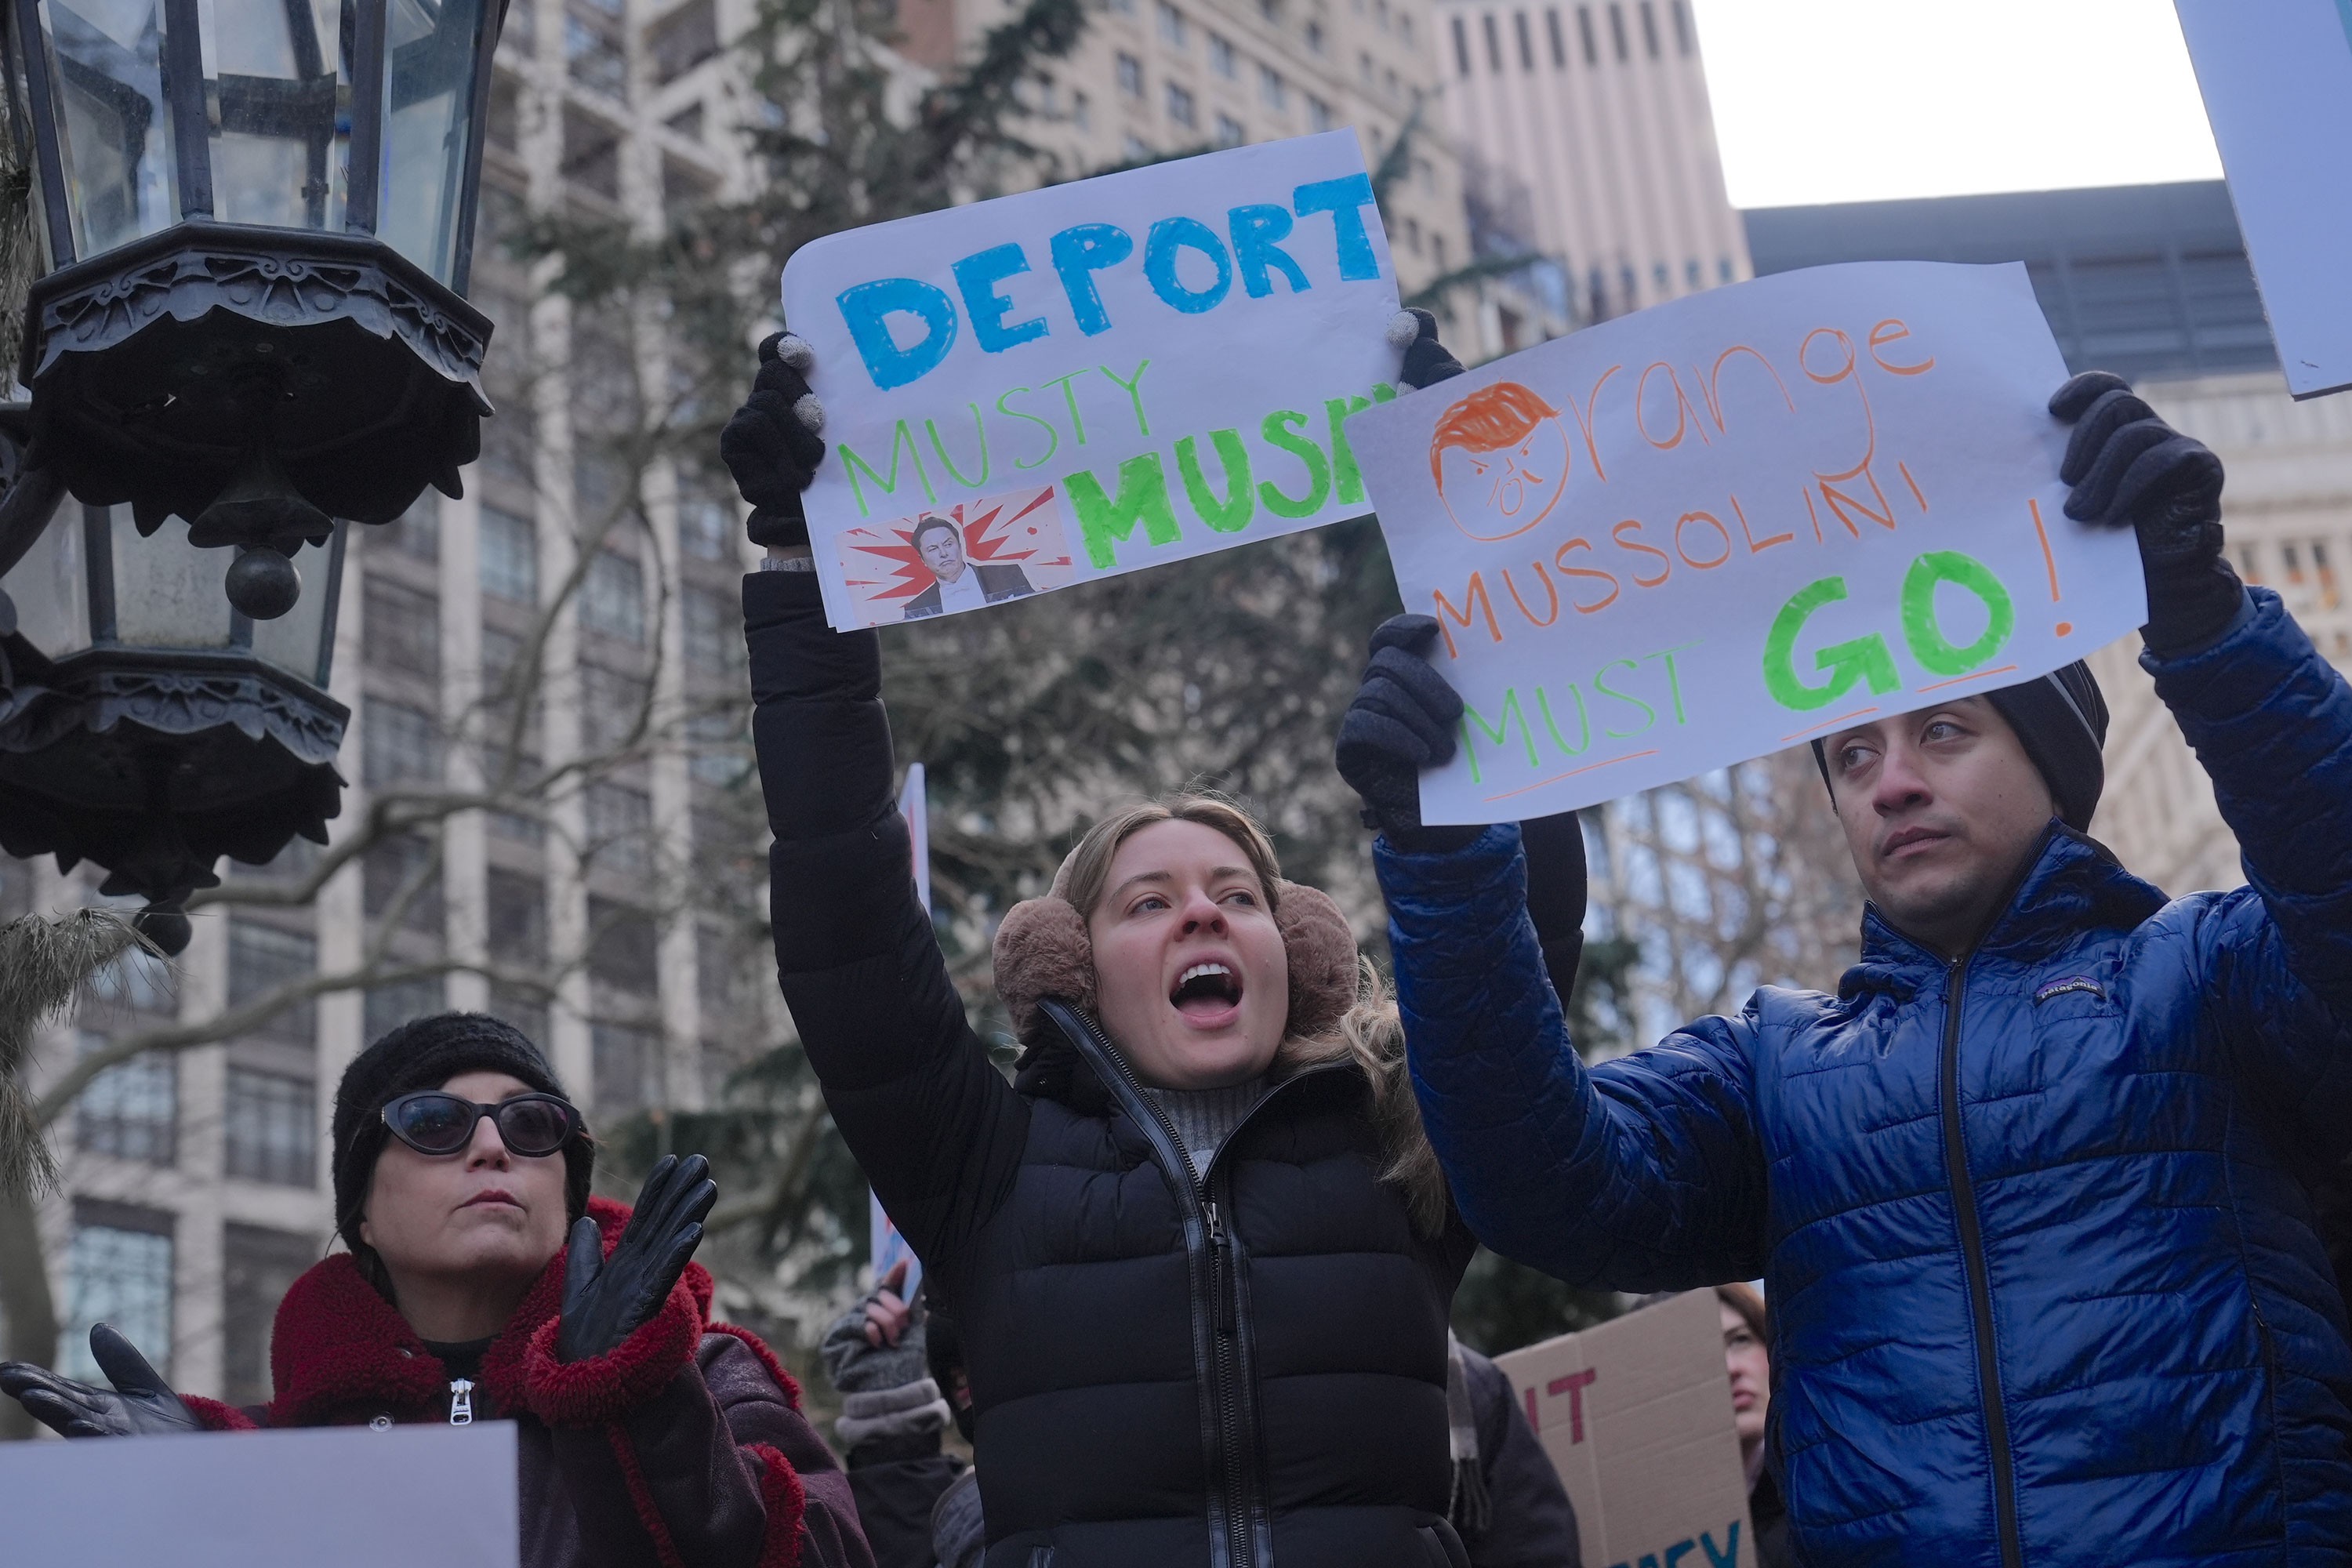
[780,132,1404,630]
[0,1419,518,1566]
[1349,260,2146,825]
[1495,1289,1752,1568]
[2173,0,2352,399]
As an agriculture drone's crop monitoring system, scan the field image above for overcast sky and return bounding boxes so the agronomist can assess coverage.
[1691,0,2224,210]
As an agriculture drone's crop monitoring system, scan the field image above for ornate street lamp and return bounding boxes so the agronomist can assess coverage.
[0,0,505,946]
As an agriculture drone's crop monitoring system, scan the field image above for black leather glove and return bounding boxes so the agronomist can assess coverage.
[1336,613,1479,849]
[2050,371,2244,656]
[1396,307,1465,390]
[718,332,826,550]
[1521,811,1587,1004]
[557,1153,718,1363]
[0,1324,202,1437]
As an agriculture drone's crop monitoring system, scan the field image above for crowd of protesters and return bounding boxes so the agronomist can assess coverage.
[6,286,2350,1568]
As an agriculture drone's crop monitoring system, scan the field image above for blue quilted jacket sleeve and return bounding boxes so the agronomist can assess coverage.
[1378,826,1769,1290]
[2147,587,2352,1150]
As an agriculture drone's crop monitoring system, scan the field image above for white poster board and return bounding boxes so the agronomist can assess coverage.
[1349,261,2146,825]
[780,132,1403,630]
[1494,1290,1753,1568]
[2173,0,2352,399]
[0,1421,519,1567]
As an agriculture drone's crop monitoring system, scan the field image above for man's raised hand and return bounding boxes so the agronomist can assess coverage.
[719,332,827,550]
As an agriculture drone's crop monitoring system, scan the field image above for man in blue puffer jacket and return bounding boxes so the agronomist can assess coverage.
[1336,366,2352,1567]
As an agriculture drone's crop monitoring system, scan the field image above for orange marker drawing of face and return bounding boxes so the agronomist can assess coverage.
[1430,381,1572,543]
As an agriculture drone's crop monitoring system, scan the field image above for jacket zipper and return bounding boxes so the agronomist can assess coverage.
[1037,999,1340,1568]
[448,1377,474,1426]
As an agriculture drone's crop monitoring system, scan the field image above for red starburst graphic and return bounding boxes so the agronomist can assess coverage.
[843,488,1071,604]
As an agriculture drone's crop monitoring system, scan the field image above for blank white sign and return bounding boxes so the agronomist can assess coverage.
[0,1421,519,1567]
[2175,0,2352,399]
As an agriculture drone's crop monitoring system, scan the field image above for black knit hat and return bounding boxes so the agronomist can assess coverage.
[331,1012,594,1272]
[1811,661,2110,831]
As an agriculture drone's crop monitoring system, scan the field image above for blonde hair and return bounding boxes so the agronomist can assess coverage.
[1059,793,1450,1235]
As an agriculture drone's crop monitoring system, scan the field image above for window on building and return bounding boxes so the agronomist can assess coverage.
[89,946,173,1014]
[1653,261,1671,292]
[229,921,318,1040]
[1384,66,1398,95]
[1607,0,1627,60]
[1718,256,1733,284]
[1166,82,1196,127]
[491,984,551,1049]
[1482,12,1501,70]
[1577,2,1597,63]
[383,493,440,561]
[684,585,739,673]
[1620,263,1639,305]
[367,579,441,679]
[1117,51,1143,96]
[481,506,539,602]
[1639,0,1658,56]
[582,551,646,644]
[364,699,442,789]
[1450,14,1470,74]
[1513,9,1533,67]
[1215,112,1245,145]
[648,0,717,83]
[587,782,655,876]
[64,1203,173,1381]
[1399,9,1412,42]
[76,1035,176,1165]
[363,833,443,932]
[590,896,660,993]
[1404,216,1422,253]
[364,977,447,1043]
[1373,0,1388,26]
[226,1068,318,1186]
[1306,94,1330,131]
[677,488,731,561]
[1685,258,1701,289]
[1432,232,1447,270]
[222,1225,314,1408]
[1072,90,1091,129]
[561,104,623,199]
[582,663,651,753]
[1209,32,1236,75]
[592,1021,659,1111]
[1257,0,1278,20]
[1124,133,1153,161]
[488,869,550,964]
[1670,0,1690,53]
[1259,63,1286,110]
[564,8,628,101]
[1156,0,1186,45]
[688,706,748,786]
[1304,17,1323,52]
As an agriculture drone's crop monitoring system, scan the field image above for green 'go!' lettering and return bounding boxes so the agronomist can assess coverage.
[1901,550,2016,676]
[1762,575,1900,712]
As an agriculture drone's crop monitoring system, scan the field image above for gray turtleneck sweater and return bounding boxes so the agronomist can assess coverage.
[1138,1077,1267,1181]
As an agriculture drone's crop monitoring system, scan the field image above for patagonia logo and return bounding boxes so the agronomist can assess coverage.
[2034,976,2105,1005]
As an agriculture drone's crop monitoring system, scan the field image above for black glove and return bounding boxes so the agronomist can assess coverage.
[1397,307,1465,390]
[2050,371,2244,656]
[1521,811,1587,1004]
[1336,613,1479,849]
[0,1324,202,1437]
[718,332,826,550]
[557,1153,718,1363]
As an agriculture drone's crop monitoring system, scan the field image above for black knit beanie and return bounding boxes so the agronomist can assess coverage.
[331,1011,594,1276]
[1810,661,2109,831]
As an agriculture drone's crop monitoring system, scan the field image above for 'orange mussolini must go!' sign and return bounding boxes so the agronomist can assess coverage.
[1348,260,2147,825]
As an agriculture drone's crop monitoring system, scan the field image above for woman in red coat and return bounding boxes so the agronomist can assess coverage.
[1,1012,872,1568]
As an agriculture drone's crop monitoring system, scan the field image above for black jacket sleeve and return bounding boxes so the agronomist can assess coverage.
[746,570,1030,1294]
[1461,1346,1582,1568]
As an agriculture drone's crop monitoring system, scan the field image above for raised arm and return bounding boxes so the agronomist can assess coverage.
[728,336,1027,1283]
[2050,375,2352,1144]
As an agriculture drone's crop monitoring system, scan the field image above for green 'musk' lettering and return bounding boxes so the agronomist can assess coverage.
[1458,688,1538,783]
[1257,409,1331,519]
[1762,575,1900,712]
[1176,429,1254,533]
[1065,452,1181,568]
[840,419,935,517]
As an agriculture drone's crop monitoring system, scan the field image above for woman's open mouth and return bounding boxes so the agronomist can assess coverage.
[1170,961,1244,1027]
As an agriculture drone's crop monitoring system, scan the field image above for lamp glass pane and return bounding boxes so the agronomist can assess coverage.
[0,508,93,655]
[248,523,338,680]
[196,0,351,230]
[38,0,183,256]
[377,0,484,281]
[107,507,235,648]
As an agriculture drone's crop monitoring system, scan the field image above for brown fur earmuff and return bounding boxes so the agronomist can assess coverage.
[992,851,1359,1050]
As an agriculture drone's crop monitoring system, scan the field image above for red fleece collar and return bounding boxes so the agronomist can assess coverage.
[267,1196,713,1425]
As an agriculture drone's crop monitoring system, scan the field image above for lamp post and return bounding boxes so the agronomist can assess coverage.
[0,0,505,949]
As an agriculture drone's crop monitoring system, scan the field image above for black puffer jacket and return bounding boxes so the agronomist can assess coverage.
[747,570,1479,1568]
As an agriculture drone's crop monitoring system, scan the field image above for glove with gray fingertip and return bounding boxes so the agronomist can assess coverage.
[718,332,827,550]
[1388,307,1465,390]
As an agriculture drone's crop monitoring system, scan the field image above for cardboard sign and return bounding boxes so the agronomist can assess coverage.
[2173,0,2352,399]
[780,132,1405,630]
[1349,261,2146,824]
[1495,1290,1752,1568]
[0,1421,519,1566]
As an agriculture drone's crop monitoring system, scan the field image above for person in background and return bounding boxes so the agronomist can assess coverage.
[1715,1285,1788,1568]
[1446,1335,1584,1566]
[0,1012,871,1568]
[1342,364,2352,1566]
[819,1261,965,1568]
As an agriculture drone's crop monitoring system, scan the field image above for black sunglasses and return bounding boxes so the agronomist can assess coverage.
[381,1091,583,1158]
